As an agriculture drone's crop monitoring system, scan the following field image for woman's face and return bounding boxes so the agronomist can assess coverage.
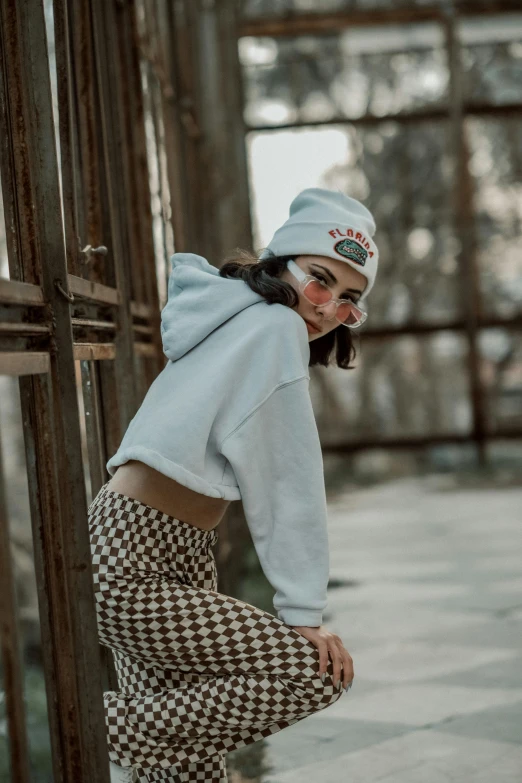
[280,254,368,341]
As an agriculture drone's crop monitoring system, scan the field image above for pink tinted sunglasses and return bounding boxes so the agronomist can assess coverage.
[286,259,367,329]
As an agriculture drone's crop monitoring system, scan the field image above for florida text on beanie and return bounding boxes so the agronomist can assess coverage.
[259,187,379,302]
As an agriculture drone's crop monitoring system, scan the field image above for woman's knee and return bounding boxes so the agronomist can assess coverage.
[288,667,345,713]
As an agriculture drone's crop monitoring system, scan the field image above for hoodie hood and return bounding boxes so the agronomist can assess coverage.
[160,253,265,361]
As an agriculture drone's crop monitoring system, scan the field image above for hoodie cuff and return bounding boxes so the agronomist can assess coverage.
[277,608,323,627]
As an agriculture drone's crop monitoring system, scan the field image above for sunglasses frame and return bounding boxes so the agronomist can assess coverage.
[285,258,368,329]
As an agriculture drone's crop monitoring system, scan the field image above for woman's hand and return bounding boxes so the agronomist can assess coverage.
[292,625,354,690]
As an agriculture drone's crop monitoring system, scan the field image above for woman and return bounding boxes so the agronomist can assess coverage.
[88,187,379,783]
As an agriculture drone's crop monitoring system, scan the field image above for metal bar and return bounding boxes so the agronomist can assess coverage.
[73,0,107,282]
[322,428,522,454]
[67,274,120,305]
[117,0,147,305]
[0,322,50,334]
[134,341,159,357]
[0,418,31,783]
[171,0,206,252]
[120,0,164,375]
[130,300,155,318]
[359,315,522,339]
[0,316,522,344]
[217,0,254,253]
[238,2,521,38]
[157,0,192,254]
[9,0,110,779]
[195,0,227,260]
[0,307,519,343]
[1,310,520,343]
[91,0,139,432]
[245,102,522,134]
[0,279,45,305]
[72,317,115,330]
[192,0,254,261]
[130,0,170,314]
[0,353,50,375]
[139,0,169,306]
[73,343,116,361]
[132,323,154,335]
[54,0,108,283]
[444,7,488,467]
[0,0,38,284]
[0,3,22,280]
[18,372,79,783]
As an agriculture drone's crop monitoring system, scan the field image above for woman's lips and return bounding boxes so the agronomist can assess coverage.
[304,319,321,334]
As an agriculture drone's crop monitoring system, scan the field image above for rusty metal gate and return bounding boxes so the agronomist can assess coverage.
[0,0,252,780]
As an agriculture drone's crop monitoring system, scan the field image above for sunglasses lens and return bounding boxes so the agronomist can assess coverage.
[337,302,364,327]
[303,280,332,305]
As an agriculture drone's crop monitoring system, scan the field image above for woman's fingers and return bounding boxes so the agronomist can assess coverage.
[317,641,329,680]
[329,642,344,689]
[294,626,353,690]
[340,646,354,688]
[329,640,354,690]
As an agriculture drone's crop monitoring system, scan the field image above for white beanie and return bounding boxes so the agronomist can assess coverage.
[259,187,379,302]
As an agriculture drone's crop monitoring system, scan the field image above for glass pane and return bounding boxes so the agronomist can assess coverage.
[486,438,522,471]
[480,329,522,434]
[460,14,522,107]
[76,360,93,506]
[311,331,472,443]
[240,24,448,126]
[0,376,53,782]
[466,116,522,320]
[140,58,171,310]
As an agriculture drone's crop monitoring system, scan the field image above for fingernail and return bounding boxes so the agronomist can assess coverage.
[336,680,341,690]
[345,683,352,692]
[321,673,325,684]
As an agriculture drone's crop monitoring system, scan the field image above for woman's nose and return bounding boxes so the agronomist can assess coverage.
[316,301,337,320]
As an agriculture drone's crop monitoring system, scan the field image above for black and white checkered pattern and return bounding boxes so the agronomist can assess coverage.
[88,482,346,782]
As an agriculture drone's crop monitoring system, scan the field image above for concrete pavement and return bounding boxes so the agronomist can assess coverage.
[262,474,522,782]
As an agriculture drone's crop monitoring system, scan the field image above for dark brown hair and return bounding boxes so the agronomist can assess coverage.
[218,248,358,370]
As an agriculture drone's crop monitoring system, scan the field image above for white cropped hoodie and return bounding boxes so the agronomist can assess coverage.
[106,253,330,627]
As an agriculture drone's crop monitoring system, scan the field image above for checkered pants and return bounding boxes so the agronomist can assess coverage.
[88,482,345,782]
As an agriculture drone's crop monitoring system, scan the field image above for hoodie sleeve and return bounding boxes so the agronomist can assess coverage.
[220,376,330,627]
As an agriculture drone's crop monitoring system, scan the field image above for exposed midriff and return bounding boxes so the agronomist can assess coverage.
[105,459,231,531]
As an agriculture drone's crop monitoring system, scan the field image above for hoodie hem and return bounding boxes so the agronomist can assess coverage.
[106,446,241,501]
